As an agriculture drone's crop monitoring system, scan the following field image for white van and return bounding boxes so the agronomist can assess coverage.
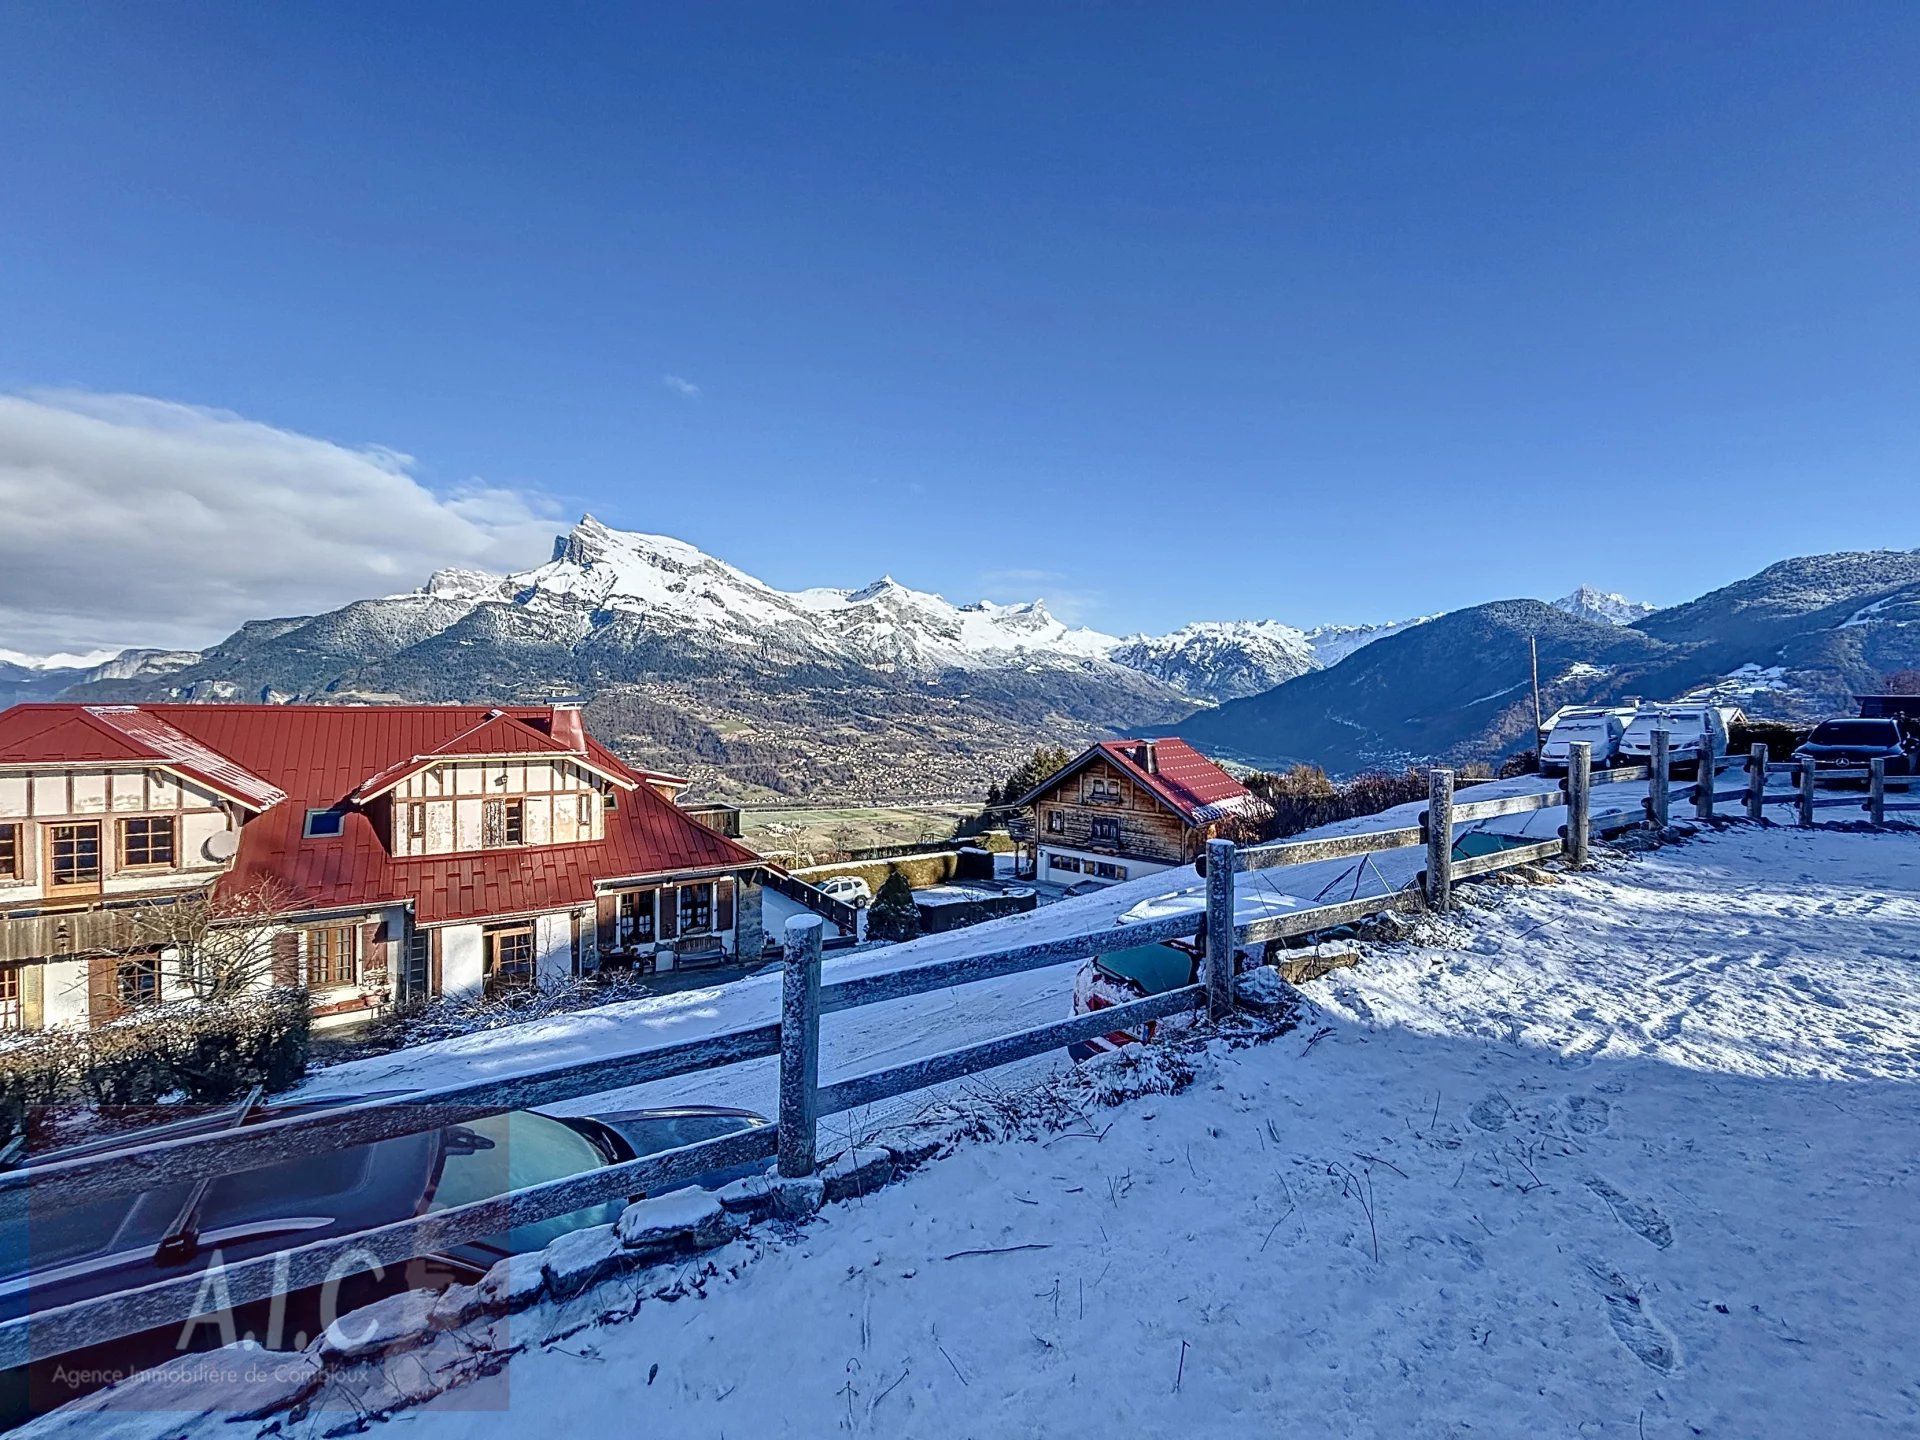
[1617,705,1740,770]
[1539,708,1631,773]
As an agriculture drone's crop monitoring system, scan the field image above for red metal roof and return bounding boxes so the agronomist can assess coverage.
[0,705,286,810]
[0,703,759,926]
[1013,737,1257,824]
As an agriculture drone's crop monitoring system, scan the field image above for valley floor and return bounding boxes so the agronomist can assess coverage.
[250,826,1920,1438]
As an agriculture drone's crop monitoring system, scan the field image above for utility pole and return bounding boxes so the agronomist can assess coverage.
[1530,635,1544,745]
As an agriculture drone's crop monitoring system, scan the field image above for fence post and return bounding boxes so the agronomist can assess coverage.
[1648,729,1671,829]
[1424,768,1454,912]
[777,915,824,1178]
[1747,744,1768,822]
[1693,729,1717,821]
[1869,756,1886,826]
[1205,838,1236,1021]
[1798,755,1816,828]
[1565,741,1592,868]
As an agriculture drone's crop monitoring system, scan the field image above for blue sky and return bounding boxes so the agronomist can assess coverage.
[1,3,1916,653]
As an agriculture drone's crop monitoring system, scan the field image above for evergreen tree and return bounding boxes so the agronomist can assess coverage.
[867,869,922,943]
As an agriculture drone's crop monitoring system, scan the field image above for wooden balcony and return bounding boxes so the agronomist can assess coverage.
[0,906,145,964]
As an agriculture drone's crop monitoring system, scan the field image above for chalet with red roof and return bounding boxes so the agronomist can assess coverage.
[1011,738,1266,885]
[0,702,791,1032]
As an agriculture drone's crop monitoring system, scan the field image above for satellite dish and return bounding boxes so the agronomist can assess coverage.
[204,830,240,862]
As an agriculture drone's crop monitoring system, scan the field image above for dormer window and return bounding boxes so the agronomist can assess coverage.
[305,808,347,838]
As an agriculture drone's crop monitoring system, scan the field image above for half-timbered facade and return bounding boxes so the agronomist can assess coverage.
[1013,738,1266,886]
[0,702,774,1032]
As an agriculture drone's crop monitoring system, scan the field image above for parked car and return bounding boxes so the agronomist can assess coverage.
[0,1095,767,1421]
[1792,717,1916,776]
[1617,704,1739,771]
[1065,884,1309,1062]
[1539,708,1630,774]
[816,875,873,905]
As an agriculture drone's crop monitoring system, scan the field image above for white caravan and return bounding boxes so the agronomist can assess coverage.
[1538,707,1635,773]
[1617,704,1741,770]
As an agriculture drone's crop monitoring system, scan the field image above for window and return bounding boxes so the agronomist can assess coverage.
[678,884,714,935]
[116,954,160,1009]
[305,808,346,838]
[482,799,526,847]
[1093,862,1129,882]
[617,891,655,944]
[485,925,536,993]
[48,822,101,888]
[604,791,619,812]
[1088,777,1123,804]
[577,793,594,828]
[1045,810,1065,834]
[305,926,358,988]
[0,965,20,1031]
[0,823,17,881]
[1090,817,1120,845]
[1048,854,1082,874]
[118,816,176,868]
[405,803,426,843]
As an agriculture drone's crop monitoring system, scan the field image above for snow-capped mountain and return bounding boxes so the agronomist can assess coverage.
[1108,622,1317,703]
[0,646,198,707]
[1552,586,1658,627]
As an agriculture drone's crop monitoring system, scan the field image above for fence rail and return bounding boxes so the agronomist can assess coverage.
[2,729,1912,1372]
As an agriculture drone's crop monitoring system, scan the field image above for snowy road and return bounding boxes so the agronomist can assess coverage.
[372,826,1919,1438]
[298,769,1698,1132]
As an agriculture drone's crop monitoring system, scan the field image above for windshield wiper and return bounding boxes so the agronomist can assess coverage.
[153,1084,264,1265]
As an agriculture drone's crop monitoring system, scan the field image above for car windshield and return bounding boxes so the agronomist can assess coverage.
[1093,944,1195,995]
[619,1113,760,1156]
[428,1111,623,1256]
[1808,720,1897,746]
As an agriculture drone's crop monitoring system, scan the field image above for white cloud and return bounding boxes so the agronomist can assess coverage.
[661,374,703,400]
[0,391,562,655]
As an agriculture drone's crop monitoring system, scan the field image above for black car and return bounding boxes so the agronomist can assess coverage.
[0,1094,766,1421]
[1792,718,1916,776]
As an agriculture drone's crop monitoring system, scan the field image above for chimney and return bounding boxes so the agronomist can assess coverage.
[550,703,586,753]
[1137,741,1158,774]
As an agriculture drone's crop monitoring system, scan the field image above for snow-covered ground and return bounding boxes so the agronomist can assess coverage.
[343,825,1918,1437]
[295,769,1686,1131]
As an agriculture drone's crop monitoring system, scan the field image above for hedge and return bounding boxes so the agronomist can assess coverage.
[0,989,311,1150]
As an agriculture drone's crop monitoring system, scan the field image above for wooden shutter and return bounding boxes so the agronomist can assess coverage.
[658,887,678,940]
[271,932,300,986]
[87,957,118,1027]
[596,894,619,948]
[715,879,735,930]
[482,800,506,848]
[360,921,383,988]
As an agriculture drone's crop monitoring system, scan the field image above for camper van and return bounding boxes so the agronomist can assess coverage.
[1539,707,1634,773]
[1617,704,1741,771]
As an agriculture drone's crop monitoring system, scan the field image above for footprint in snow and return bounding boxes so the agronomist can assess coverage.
[1583,1258,1681,1374]
[1584,1175,1674,1249]
[1564,1096,1611,1135]
[1467,1096,1514,1132]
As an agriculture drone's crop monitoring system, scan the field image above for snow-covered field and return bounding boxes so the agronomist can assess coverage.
[357,826,1919,1437]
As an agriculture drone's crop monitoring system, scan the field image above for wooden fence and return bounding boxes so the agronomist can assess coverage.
[0,731,1910,1371]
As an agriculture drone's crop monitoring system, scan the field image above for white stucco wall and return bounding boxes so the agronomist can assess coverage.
[535,912,573,988]
[40,957,90,1028]
[440,924,485,1001]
